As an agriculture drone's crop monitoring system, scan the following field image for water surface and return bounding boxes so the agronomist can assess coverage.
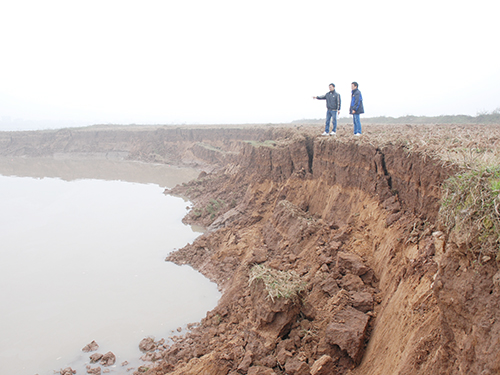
[0,157,219,374]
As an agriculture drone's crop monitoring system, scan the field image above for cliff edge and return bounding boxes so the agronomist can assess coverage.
[2,124,499,375]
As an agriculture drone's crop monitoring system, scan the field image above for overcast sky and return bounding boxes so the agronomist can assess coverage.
[1,0,499,129]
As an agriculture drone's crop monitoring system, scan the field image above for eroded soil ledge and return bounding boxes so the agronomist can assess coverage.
[2,124,499,375]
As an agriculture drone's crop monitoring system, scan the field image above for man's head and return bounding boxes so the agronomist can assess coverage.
[351,82,358,90]
[329,83,335,91]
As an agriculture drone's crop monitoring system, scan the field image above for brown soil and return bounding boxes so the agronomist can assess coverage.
[2,124,500,375]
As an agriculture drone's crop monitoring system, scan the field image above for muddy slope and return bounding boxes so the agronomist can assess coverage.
[2,126,498,375]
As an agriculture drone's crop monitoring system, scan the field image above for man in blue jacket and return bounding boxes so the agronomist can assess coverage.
[313,83,341,136]
[349,82,364,136]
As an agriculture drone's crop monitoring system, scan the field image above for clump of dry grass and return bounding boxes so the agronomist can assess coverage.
[249,264,305,302]
[438,166,500,260]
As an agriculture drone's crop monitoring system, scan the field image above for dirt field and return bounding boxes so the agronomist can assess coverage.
[2,123,500,375]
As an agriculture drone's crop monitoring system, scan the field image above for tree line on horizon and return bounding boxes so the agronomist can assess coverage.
[293,108,500,125]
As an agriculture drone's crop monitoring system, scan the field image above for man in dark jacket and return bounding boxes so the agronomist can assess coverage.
[313,83,341,136]
[349,82,364,136]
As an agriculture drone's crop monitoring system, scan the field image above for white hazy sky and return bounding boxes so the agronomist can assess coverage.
[1,0,499,129]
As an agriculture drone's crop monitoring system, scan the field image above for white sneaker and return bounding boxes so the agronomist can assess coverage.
[354,133,361,136]
[322,132,329,136]
[329,131,336,136]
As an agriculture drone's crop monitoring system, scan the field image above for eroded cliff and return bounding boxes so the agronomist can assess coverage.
[2,124,499,375]
[158,132,464,375]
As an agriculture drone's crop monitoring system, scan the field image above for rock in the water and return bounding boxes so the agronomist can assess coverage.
[82,340,99,352]
[100,351,116,366]
[139,337,157,352]
[89,353,103,363]
[86,366,101,374]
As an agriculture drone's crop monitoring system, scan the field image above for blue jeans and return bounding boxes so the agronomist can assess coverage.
[325,110,337,133]
[353,114,362,134]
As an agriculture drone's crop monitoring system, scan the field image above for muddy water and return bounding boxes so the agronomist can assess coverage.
[0,157,220,375]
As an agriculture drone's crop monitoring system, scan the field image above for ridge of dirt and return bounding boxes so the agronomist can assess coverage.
[156,127,500,375]
[3,124,500,375]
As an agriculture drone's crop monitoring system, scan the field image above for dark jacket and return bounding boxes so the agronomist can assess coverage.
[317,90,341,111]
[349,88,364,114]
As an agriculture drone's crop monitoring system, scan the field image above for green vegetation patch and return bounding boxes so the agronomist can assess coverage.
[206,198,224,219]
[249,264,305,302]
[439,165,500,259]
[189,198,225,220]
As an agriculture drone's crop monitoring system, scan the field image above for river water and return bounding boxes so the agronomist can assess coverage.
[0,157,221,375]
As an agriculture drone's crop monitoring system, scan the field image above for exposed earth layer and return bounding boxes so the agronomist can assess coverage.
[2,124,500,375]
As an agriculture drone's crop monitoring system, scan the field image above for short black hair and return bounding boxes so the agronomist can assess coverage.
[352,82,358,88]
[329,83,335,87]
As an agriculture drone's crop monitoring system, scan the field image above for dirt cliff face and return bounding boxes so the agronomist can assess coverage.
[160,130,494,375]
[3,125,499,375]
[0,125,293,170]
